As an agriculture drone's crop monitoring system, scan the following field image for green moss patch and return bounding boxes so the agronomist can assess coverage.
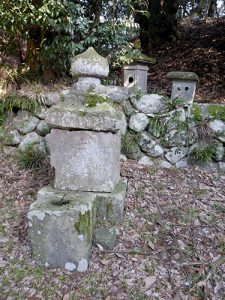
[74,210,93,242]
[85,93,109,108]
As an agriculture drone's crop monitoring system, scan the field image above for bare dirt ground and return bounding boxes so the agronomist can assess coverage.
[149,18,225,104]
[0,151,225,300]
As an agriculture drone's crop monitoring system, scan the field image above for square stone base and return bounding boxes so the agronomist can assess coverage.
[28,188,96,272]
[28,179,127,271]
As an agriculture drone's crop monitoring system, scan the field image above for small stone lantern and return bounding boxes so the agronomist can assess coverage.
[70,47,109,90]
[122,55,155,92]
[166,71,199,105]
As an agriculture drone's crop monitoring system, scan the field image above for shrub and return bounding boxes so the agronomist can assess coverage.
[190,144,216,162]
[0,1,141,77]
[16,144,46,170]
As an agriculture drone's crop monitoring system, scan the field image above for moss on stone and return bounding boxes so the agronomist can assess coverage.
[79,111,87,117]
[74,210,92,243]
[85,93,109,108]
[106,202,113,216]
[72,47,108,66]
[207,105,225,122]
[121,131,142,160]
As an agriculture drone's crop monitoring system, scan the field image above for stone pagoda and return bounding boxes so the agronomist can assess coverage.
[28,47,127,272]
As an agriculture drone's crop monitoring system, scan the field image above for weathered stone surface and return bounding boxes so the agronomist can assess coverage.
[2,129,22,146]
[165,147,188,164]
[175,158,188,168]
[2,146,18,156]
[60,88,71,99]
[218,135,225,143]
[158,160,173,169]
[19,132,43,151]
[13,111,39,134]
[0,236,8,245]
[138,132,164,157]
[101,85,130,103]
[214,143,224,162]
[129,113,149,132]
[93,226,117,250]
[195,160,218,171]
[121,136,142,160]
[209,119,225,134]
[73,80,100,93]
[164,128,196,147]
[166,71,199,82]
[3,111,16,126]
[165,108,187,131]
[46,129,120,192]
[70,47,109,78]
[28,186,96,271]
[120,154,127,161]
[95,179,127,221]
[34,106,48,119]
[130,94,167,115]
[138,156,154,166]
[122,100,136,117]
[218,162,225,171]
[36,120,50,136]
[44,91,61,107]
[45,101,126,134]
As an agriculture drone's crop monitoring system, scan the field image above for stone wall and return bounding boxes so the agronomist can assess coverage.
[1,88,225,171]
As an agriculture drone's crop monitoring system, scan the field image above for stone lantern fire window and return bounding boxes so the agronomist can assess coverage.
[166,71,199,105]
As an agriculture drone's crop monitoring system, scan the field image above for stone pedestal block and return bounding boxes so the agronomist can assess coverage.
[46,129,121,192]
[28,187,96,271]
[95,179,127,220]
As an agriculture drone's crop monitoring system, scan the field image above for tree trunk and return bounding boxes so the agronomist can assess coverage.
[208,0,217,17]
[135,0,179,53]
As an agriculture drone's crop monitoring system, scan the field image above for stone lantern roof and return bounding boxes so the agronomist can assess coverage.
[70,47,109,79]
[166,71,199,82]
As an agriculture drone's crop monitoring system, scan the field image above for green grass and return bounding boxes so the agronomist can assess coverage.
[16,144,46,170]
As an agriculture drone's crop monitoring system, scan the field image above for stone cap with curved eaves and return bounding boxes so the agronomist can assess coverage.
[166,71,199,82]
[45,101,127,134]
[70,47,109,79]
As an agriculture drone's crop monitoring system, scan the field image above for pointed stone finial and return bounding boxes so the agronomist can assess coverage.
[70,47,109,79]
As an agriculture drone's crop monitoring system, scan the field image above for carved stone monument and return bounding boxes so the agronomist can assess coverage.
[28,47,127,272]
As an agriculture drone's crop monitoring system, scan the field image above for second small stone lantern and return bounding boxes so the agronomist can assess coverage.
[166,71,199,105]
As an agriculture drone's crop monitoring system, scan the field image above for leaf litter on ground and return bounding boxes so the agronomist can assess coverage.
[0,151,225,299]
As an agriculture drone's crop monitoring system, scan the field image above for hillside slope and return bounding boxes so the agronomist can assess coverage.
[149,18,225,103]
